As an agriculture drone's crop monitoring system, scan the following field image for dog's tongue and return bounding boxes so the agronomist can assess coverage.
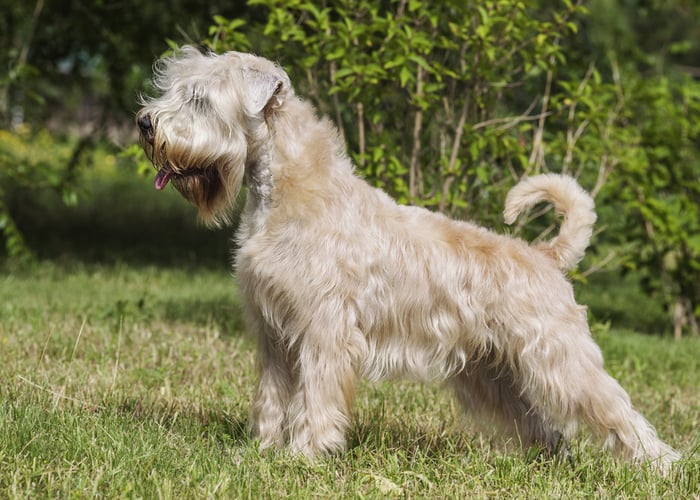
[154,169,172,191]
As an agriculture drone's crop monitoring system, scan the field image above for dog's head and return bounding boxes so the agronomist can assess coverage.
[136,46,291,226]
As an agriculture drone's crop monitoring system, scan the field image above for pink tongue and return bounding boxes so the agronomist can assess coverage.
[154,170,172,191]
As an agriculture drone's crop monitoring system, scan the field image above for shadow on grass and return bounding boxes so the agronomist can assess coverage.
[113,394,475,462]
[158,297,247,338]
[115,396,250,448]
[348,421,476,461]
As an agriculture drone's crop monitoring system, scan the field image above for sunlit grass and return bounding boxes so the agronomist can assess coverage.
[0,262,698,497]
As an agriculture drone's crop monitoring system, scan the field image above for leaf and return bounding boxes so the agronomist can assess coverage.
[408,54,430,71]
[326,46,346,61]
[399,66,413,87]
[476,24,490,40]
[384,56,407,69]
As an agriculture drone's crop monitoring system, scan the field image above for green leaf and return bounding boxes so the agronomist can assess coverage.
[399,66,412,87]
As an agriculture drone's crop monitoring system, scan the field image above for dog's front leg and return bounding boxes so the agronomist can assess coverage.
[285,330,359,458]
[249,318,295,451]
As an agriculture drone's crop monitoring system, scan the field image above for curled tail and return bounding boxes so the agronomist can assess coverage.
[503,174,596,270]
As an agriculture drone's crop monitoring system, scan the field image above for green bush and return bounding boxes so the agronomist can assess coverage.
[602,73,700,338]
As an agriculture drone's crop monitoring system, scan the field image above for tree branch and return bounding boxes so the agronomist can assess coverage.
[1,0,45,125]
[409,65,424,202]
[356,102,365,167]
[439,94,470,213]
[528,65,553,173]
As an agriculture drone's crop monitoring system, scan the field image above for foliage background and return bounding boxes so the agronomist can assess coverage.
[1,0,700,335]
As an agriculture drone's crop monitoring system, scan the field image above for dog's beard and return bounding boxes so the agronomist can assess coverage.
[139,130,225,209]
[149,157,226,217]
[161,164,225,211]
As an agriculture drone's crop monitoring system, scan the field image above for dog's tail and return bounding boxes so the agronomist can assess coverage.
[503,174,596,270]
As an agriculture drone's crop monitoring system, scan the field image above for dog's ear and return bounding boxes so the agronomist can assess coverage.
[244,68,285,116]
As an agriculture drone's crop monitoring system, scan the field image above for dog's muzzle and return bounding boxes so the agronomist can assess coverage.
[135,111,221,197]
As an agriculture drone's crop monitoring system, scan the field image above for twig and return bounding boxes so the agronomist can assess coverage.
[439,95,470,212]
[111,317,123,392]
[17,375,104,410]
[472,109,550,132]
[396,0,408,17]
[55,317,87,408]
[528,65,554,172]
[580,249,618,278]
[37,324,55,368]
[2,0,45,123]
[509,203,553,237]
[326,24,345,141]
[563,63,595,174]
[590,57,625,198]
[356,102,365,167]
[70,317,86,362]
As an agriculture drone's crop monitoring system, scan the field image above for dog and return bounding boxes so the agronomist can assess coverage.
[136,46,679,472]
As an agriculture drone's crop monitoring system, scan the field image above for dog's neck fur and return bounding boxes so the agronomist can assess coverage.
[245,140,274,208]
[241,97,356,236]
[241,120,275,236]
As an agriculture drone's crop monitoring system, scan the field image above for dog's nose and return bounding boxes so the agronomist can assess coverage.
[137,114,154,141]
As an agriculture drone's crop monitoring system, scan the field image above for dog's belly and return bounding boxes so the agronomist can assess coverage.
[354,287,488,382]
[359,331,473,382]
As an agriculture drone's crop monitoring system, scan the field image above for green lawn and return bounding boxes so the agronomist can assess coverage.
[0,261,698,498]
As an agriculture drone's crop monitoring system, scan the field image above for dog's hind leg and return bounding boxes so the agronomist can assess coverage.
[513,319,680,473]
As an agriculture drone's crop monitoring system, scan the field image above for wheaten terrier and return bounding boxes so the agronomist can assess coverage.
[136,46,679,471]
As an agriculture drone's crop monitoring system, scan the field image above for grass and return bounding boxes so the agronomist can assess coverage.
[1,261,699,498]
